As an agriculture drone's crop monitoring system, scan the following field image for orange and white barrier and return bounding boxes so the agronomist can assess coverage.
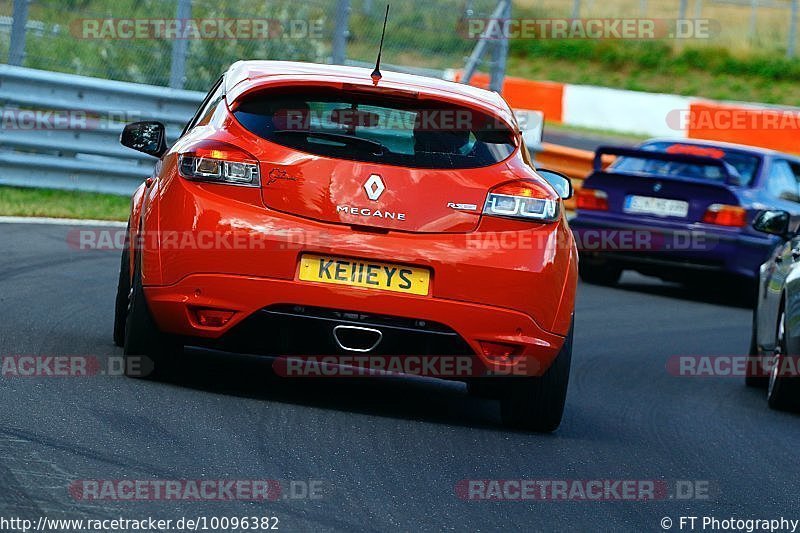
[682,101,800,154]
[449,71,800,155]
[449,71,565,123]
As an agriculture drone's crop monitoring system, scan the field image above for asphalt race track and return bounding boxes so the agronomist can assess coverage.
[1,220,798,532]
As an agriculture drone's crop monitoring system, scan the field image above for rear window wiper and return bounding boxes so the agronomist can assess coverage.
[273,130,388,155]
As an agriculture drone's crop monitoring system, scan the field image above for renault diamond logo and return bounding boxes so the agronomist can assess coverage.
[364,174,385,201]
[654,183,663,192]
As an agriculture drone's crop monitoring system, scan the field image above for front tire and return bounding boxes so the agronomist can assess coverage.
[746,306,768,388]
[500,320,573,432]
[123,256,182,380]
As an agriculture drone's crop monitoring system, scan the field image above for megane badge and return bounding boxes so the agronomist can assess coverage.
[364,175,385,201]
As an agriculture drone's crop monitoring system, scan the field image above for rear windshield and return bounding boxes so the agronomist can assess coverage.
[611,141,762,186]
[232,89,516,169]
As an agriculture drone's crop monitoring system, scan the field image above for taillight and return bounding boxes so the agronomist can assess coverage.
[483,180,559,223]
[178,140,260,186]
[576,188,609,211]
[703,204,747,227]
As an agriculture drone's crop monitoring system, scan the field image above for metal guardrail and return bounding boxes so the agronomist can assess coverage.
[0,64,203,195]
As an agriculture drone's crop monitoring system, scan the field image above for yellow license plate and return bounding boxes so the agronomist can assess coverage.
[298,254,430,295]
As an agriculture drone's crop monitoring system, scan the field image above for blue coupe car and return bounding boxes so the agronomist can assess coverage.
[570,139,800,292]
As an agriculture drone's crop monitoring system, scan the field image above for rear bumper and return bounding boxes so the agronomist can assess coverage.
[145,274,566,377]
[218,305,475,357]
[570,212,776,279]
[136,176,578,377]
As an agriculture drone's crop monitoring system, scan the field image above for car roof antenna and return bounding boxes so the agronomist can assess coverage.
[371,4,390,85]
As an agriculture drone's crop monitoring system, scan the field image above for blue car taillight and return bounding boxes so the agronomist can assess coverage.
[576,188,608,211]
[703,204,747,227]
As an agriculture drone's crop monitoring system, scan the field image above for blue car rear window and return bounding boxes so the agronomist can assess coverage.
[611,142,761,186]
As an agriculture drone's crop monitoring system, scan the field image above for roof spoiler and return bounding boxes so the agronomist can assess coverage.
[593,145,739,183]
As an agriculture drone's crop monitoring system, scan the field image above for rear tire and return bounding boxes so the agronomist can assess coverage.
[579,262,621,286]
[112,222,131,347]
[767,309,800,412]
[123,255,182,380]
[500,320,573,432]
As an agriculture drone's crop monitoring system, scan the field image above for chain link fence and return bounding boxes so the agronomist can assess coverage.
[0,0,501,91]
[525,0,800,57]
[3,0,799,91]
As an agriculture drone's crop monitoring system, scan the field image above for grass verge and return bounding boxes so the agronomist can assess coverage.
[507,40,800,106]
[544,123,650,143]
[0,186,130,221]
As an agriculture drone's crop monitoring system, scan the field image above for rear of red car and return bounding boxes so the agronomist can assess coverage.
[116,61,578,431]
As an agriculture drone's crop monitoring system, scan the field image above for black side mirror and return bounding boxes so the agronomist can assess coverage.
[753,210,791,238]
[120,121,167,158]
[536,168,573,200]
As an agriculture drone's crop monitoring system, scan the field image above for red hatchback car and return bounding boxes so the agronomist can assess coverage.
[113,61,578,431]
